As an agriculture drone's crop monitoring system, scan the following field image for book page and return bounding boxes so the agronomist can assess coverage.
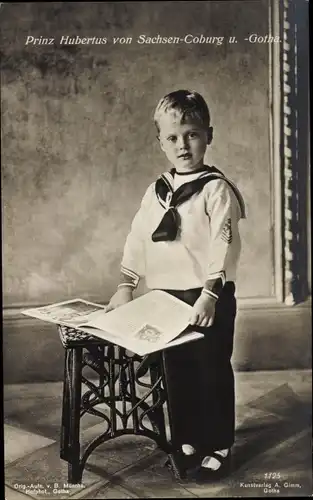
[159,330,204,350]
[78,325,204,356]
[132,329,204,356]
[21,291,200,355]
[22,299,106,326]
[86,290,192,344]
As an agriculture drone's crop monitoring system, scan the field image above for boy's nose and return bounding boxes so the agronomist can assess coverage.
[177,137,189,150]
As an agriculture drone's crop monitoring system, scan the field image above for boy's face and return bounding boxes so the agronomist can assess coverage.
[158,113,211,173]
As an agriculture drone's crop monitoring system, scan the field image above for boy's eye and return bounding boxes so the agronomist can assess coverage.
[188,132,198,138]
[167,136,177,142]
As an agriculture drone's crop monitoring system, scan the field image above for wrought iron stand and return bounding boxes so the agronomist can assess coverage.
[58,325,184,483]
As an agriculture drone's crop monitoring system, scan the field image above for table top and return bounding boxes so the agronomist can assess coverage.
[57,325,154,366]
[58,324,109,348]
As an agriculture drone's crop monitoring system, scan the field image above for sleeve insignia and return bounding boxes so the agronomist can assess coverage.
[221,218,232,244]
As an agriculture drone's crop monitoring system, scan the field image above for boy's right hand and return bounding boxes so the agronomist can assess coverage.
[106,287,134,312]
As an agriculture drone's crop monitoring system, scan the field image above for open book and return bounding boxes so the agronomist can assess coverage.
[22,290,204,356]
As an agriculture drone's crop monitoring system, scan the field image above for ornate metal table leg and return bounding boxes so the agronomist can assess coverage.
[128,353,140,433]
[60,350,70,461]
[108,345,117,436]
[160,352,186,480]
[150,360,167,440]
[66,347,83,483]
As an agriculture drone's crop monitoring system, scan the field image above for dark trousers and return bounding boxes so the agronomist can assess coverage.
[161,282,236,453]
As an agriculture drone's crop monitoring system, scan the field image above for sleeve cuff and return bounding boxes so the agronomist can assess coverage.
[119,266,140,289]
[202,271,226,300]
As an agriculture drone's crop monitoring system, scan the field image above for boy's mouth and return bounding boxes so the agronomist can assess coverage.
[178,153,192,160]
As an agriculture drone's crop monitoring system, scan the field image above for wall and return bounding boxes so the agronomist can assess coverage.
[2,0,273,307]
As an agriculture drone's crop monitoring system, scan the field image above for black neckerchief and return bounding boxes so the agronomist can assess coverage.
[152,166,244,242]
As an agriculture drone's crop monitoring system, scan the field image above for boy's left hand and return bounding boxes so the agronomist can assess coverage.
[189,293,216,327]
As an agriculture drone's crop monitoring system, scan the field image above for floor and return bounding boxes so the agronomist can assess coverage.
[4,370,312,499]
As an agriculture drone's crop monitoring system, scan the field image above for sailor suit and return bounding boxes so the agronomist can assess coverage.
[118,165,246,452]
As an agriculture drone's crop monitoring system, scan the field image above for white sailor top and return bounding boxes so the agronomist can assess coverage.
[119,166,246,300]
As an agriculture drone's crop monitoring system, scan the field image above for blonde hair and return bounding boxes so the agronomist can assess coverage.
[154,89,211,134]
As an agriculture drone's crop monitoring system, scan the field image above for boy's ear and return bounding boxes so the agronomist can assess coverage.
[207,127,213,145]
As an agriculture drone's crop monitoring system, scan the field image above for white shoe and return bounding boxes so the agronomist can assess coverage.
[201,448,229,470]
[181,444,196,455]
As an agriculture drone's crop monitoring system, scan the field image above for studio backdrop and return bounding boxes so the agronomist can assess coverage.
[1,0,310,382]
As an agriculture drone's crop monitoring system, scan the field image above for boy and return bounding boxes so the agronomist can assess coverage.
[107,90,246,480]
